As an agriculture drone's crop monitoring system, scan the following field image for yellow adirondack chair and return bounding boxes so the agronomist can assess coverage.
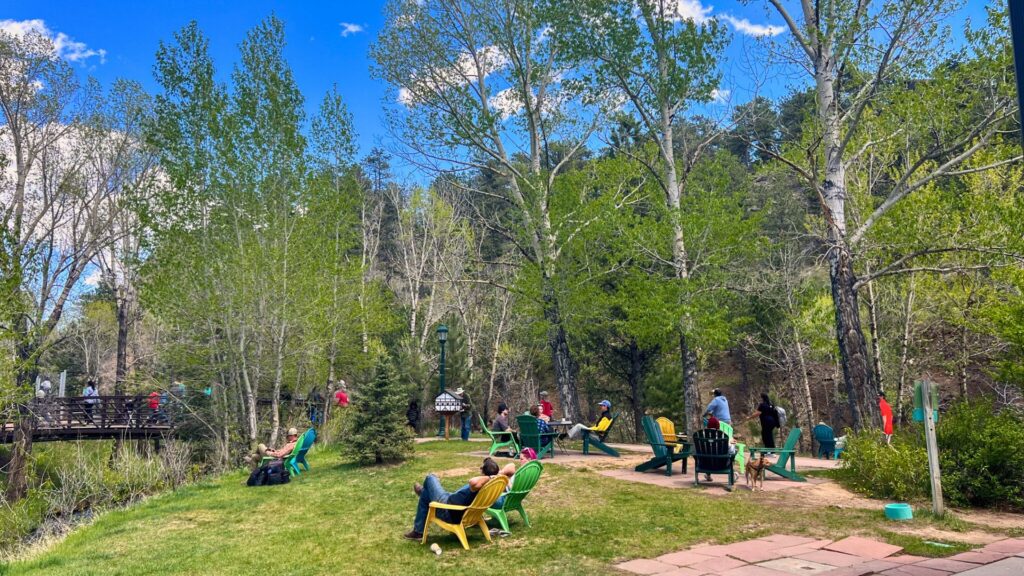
[656,417,683,453]
[422,476,510,550]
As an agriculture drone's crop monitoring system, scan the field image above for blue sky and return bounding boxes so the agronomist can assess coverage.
[5,1,993,161]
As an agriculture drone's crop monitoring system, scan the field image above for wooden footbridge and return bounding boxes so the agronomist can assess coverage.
[1,396,174,443]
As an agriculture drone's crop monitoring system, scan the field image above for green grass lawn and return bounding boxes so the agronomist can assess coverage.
[0,441,993,576]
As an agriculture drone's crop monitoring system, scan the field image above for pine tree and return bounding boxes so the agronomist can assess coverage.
[341,358,414,464]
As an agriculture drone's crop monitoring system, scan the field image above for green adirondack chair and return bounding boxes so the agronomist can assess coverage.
[692,428,736,491]
[516,414,556,459]
[486,460,543,532]
[749,427,805,482]
[635,416,690,476]
[717,421,745,475]
[582,413,620,457]
[259,429,310,477]
[480,415,519,457]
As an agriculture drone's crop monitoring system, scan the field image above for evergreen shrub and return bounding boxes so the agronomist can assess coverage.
[340,358,414,464]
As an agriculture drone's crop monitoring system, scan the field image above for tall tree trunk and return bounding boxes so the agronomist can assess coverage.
[485,292,510,425]
[114,295,130,395]
[794,336,816,442]
[6,334,37,502]
[628,338,645,441]
[680,332,701,435]
[896,275,916,425]
[269,321,286,448]
[829,246,873,430]
[959,325,970,397]
[866,273,884,391]
[542,283,580,423]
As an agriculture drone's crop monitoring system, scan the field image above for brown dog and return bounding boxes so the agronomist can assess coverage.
[746,454,768,491]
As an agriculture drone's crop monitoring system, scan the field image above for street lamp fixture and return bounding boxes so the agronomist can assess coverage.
[437,324,449,437]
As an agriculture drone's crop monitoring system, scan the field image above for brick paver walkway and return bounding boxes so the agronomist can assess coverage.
[615,535,1024,576]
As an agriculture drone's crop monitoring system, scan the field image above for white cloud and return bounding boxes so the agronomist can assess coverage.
[398,45,509,107]
[721,15,786,37]
[83,268,103,287]
[339,22,365,37]
[674,0,714,23]
[488,88,523,119]
[0,19,106,63]
[711,88,730,103]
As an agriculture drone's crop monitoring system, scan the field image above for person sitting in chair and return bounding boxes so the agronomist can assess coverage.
[526,404,554,447]
[257,427,300,459]
[567,400,612,440]
[404,457,515,541]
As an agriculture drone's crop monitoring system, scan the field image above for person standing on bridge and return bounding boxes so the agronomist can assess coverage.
[83,380,99,422]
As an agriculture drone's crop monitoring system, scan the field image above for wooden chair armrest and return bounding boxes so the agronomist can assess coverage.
[428,501,469,512]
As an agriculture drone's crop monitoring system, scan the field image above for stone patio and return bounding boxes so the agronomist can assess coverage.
[614,535,1024,576]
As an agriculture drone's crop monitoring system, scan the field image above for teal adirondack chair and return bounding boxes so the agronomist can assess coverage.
[294,428,315,472]
[516,415,556,459]
[812,424,838,459]
[480,415,519,457]
[635,416,690,476]
[582,413,620,457]
[487,460,543,532]
[749,427,805,482]
[692,428,736,491]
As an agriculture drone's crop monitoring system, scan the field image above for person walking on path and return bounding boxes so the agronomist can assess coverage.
[406,400,420,433]
[82,380,99,423]
[878,391,894,445]
[704,388,731,424]
[747,393,779,449]
[456,388,472,441]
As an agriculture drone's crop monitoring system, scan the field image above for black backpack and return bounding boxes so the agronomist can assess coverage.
[247,459,291,487]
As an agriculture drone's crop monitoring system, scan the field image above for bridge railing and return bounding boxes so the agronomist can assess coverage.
[25,396,173,432]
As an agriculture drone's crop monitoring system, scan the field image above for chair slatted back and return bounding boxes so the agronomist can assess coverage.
[776,428,802,468]
[692,428,732,471]
[812,424,834,442]
[503,461,543,510]
[460,476,510,527]
[642,416,669,459]
[718,421,734,440]
[656,417,678,448]
[296,429,314,457]
[516,414,544,451]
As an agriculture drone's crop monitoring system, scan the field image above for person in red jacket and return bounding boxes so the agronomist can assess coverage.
[334,380,349,407]
[878,391,894,445]
[537,390,553,421]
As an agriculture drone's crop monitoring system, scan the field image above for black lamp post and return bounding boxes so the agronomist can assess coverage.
[436,324,448,437]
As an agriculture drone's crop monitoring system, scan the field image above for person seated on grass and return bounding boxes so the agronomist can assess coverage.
[257,427,300,460]
[526,404,554,447]
[567,400,612,440]
[404,457,516,541]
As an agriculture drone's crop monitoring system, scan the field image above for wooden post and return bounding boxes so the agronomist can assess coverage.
[922,380,944,516]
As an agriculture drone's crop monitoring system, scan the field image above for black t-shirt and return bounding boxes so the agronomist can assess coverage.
[758,402,777,428]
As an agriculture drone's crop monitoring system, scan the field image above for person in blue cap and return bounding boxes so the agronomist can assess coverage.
[567,400,613,440]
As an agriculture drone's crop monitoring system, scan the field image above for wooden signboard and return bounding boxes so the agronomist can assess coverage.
[434,391,463,439]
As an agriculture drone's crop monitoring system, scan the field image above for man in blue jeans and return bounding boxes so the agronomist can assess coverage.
[404,457,515,540]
